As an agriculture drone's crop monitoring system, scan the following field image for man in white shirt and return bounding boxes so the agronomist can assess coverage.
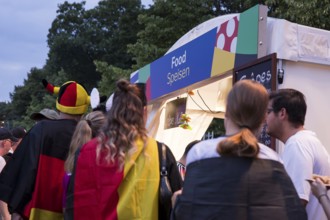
[266,88,330,220]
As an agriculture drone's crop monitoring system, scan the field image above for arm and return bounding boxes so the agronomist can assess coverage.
[0,200,10,220]
[171,189,182,208]
[318,195,330,219]
[310,179,330,219]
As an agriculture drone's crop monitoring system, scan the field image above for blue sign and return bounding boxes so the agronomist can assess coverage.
[150,28,217,100]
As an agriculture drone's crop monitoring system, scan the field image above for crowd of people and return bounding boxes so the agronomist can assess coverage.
[0,78,329,220]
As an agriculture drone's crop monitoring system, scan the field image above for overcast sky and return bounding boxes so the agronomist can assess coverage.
[0,0,153,103]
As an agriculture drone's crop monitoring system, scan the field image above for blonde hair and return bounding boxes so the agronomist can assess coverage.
[97,79,148,169]
[65,111,105,173]
[217,80,268,158]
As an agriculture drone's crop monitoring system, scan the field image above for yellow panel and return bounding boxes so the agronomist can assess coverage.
[211,48,235,77]
[29,208,63,220]
[117,138,159,220]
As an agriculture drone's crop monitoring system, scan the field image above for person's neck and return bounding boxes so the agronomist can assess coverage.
[58,112,82,122]
[281,125,304,143]
[225,118,253,136]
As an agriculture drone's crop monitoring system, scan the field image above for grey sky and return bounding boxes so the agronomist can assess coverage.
[0,0,153,102]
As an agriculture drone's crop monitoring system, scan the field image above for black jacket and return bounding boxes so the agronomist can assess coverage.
[172,156,307,220]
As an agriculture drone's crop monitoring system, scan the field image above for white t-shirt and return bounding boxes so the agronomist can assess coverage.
[282,130,330,220]
[187,136,282,166]
[0,156,6,173]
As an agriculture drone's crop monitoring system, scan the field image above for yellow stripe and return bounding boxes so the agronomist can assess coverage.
[29,208,63,220]
[117,137,159,220]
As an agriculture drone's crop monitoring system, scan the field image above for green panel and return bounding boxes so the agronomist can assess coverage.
[138,64,150,82]
[236,5,259,54]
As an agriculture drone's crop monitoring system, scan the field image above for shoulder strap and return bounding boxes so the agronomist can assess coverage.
[157,141,168,177]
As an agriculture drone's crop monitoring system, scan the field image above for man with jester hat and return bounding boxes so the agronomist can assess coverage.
[0,79,90,220]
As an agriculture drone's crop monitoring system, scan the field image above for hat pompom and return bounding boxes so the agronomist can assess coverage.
[42,79,60,94]
[90,88,100,110]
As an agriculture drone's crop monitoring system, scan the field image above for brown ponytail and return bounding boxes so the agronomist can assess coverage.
[217,128,259,157]
[216,80,268,158]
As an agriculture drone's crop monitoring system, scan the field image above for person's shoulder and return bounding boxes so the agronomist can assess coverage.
[186,137,225,165]
[287,130,323,149]
[289,129,315,140]
[258,143,282,162]
[0,156,5,164]
[34,119,76,129]
[53,119,78,126]
[80,138,98,153]
[147,136,158,146]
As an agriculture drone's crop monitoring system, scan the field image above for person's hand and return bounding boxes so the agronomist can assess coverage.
[0,201,11,220]
[12,213,24,220]
[310,178,328,199]
[171,189,182,208]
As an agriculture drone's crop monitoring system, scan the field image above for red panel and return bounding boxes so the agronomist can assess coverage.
[73,139,124,220]
[23,155,65,218]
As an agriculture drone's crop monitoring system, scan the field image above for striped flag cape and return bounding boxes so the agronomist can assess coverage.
[0,119,77,220]
[65,137,160,220]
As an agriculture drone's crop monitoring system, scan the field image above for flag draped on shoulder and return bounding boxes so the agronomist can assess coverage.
[66,137,160,220]
[0,119,77,220]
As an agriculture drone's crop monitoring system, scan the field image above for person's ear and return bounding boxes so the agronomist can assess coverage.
[278,108,287,120]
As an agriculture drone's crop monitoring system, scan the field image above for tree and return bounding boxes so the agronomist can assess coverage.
[6,0,329,129]
[91,0,143,68]
[5,68,48,129]
[47,2,98,91]
[47,0,143,91]
[0,102,11,128]
[95,61,132,96]
[265,0,330,30]
[128,0,265,68]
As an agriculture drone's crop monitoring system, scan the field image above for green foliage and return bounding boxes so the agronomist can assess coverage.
[47,0,142,92]
[265,0,330,30]
[128,0,266,69]
[95,61,132,96]
[4,68,47,129]
[213,0,268,15]
[92,0,143,68]
[47,2,99,91]
[204,118,225,139]
[0,102,11,128]
[128,0,215,68]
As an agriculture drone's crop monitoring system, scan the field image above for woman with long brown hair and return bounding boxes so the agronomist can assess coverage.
[172,80,307,220]
[66,79,182,220]
[62,110,106,212]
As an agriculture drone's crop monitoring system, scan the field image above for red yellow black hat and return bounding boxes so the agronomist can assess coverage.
[42,79,90,115]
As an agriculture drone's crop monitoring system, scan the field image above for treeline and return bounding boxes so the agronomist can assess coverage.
[1,0,329,130]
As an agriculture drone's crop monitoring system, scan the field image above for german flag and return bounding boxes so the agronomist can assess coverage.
[0,119,77,220]
[66,137,160,220]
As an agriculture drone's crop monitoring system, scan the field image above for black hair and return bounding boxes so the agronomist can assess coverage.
[183,140,201,157]
[269,89,306,127]
[135,83,147,106]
